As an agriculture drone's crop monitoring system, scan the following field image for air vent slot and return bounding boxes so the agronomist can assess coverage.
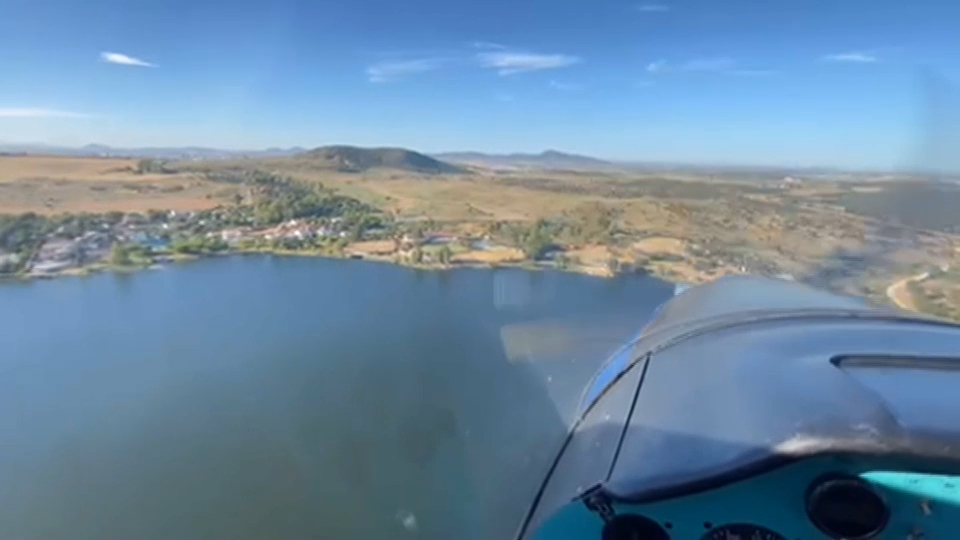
[806,475,888,540]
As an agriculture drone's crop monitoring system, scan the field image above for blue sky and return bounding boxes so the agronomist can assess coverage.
[1,0,958,168]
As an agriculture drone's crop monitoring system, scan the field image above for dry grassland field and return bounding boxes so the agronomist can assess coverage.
[0,155,240,214]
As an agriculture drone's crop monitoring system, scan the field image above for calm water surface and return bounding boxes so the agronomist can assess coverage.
[0,256,672,540]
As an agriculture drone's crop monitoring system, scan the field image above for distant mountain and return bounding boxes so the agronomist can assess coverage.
[0,143,306,160]
[0,142,464,173]
[290,145,464,174]
[433,150,618,171]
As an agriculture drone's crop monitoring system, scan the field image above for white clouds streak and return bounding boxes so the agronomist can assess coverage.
[646,59,666,73]
[821,51,878,63]
[637,4,669,12]
[100,51,156,67]
[366,58,445,82]
[477,51,580,76]
[677,57,736,72]
[646,57,776,76]
[366,44,581,82]
[651,58,729,74]
[0,108,91,119]
[471,41,508,50]
[549,80,582,91]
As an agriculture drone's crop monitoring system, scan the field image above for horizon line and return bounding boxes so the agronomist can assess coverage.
[0,140,942,175]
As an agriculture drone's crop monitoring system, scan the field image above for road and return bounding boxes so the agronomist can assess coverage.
[886,271,930,311]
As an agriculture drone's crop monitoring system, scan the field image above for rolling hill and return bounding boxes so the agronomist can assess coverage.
[289,145,465,174]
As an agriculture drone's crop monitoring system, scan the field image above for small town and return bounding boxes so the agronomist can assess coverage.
[1,201,807,282]
[0,203,563,279]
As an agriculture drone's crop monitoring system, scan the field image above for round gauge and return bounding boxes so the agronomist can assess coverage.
[701,523,786,540]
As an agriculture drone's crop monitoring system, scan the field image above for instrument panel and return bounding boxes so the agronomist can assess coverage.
[534,455,960,540]
[698,524,784,540]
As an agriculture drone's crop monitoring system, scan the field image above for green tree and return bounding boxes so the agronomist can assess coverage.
[409,223,425,241]
[333,237,349,255]
[203,236,228,252]
[0,213,51,257]
[521,222,554,261]
[136,159,170,174]
[349,221,365,242]
[105,211,125,225]
[0,254,20,275]
[146,209,167,223]
[109,243,133,266]
[438,246,452,265]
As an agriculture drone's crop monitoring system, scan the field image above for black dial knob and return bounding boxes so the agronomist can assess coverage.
[601,514,670,540]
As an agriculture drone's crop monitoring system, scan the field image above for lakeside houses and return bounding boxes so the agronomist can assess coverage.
[262,220,320,241]
[30,231,114,275]
[217,219,353,246]
[219,227,253,245]
[422,232,456,245]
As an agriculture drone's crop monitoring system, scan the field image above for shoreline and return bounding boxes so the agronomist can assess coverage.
[1,247,639,284]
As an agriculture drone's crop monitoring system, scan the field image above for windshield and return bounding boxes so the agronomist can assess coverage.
[1,0,958,539]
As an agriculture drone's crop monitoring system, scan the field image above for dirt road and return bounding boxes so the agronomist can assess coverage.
[886,272,930,311]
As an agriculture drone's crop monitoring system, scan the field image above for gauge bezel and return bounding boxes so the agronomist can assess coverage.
[805,474,889,540]
[699,523,786,540]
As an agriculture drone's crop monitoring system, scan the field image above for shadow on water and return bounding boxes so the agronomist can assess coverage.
[0,258,672,540]
[308,315,566,540]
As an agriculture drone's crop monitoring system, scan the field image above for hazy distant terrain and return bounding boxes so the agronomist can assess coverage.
[2,143,960,320]
[433,150,619,171]
[830,181,960,233]
[0,143,306,160]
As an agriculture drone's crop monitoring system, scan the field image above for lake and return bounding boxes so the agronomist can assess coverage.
[0,256,673,540]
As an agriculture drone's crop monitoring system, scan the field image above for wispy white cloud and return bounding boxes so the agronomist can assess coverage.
[646,57,776,76]
[477,51,581,75]
[365,44,580,80]
[821,51,878,63]
[100,51,155,67]
[646,59,667,73]
[472,41,508,50]
[549,80,582,91]
[729,69,779,76]
[677,57,736,72]
[366,58,445,82]
[0,108,91,119]
[637,4,669,12]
